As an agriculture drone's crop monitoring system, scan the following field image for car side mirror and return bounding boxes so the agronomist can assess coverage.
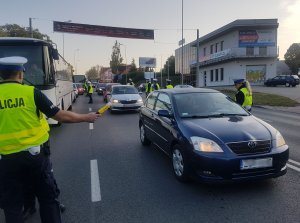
[158,109,173,118]
[52,49,59,60]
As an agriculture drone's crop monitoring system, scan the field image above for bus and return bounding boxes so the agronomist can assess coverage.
[73,74,86,83]
[0,37,76,125]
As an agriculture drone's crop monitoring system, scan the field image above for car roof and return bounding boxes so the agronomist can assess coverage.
[156,88,220,95]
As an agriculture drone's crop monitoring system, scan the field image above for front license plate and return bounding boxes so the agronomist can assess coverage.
[240,157,273,170]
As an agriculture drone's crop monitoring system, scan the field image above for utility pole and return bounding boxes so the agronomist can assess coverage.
[181,0,184,84]
[196,29,200,87]
[29,18,33,38]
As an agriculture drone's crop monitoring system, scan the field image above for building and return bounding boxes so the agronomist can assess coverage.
[175,19,279,87]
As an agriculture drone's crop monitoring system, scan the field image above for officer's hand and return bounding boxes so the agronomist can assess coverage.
[87,112,101,123]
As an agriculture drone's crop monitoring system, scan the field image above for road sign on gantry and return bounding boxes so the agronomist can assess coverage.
[53,21,154,40]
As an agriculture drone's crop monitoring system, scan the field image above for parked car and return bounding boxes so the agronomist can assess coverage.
[264,75,299,87]
[74,83,85,95]
[174,84,194,88]
[72,83,78,101]
[103,83,120,102]
[95,82,107,95]
[107,85,143,113]
[139,88,289,182]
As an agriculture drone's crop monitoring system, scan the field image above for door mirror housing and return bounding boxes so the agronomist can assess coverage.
[158,109,173,118]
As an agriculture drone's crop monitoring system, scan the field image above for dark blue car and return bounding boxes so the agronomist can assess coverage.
[139,88,289,182]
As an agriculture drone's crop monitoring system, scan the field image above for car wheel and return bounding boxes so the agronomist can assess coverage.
[285,82,290,87]
[140,123,151,146]
[172,145,190,182]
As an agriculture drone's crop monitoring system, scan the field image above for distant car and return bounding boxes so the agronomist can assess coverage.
[95,83,107,95]
[103,83,120,102]
[92,82,98,88]
[72,83,78,100]
[174,84,194,88]
[107,85,143,113]
[138,83,146,92]
[139,88,289,182]
[75,83,85,95]
[264,75,299,87]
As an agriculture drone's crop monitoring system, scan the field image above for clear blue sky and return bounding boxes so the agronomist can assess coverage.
[1,0,299,74]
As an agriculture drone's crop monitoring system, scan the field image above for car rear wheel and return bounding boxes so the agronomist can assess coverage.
[140,124,151,146]
[172,145,190,182]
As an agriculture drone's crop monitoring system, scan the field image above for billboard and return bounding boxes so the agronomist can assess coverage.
[139,57,156,68]
[53,21,154,40]
[144,72,155,80]
[239,30,275,47]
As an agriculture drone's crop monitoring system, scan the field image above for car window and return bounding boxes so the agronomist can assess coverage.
[112,86,138,94]
[145,92,158,110]
[174,92,249,118]
[155,93,172,112]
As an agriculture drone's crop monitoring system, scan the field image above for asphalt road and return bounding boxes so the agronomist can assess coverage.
[1,94,300,223]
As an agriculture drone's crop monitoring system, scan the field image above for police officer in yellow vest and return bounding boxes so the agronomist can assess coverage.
[233,79,253,112]
[0,56,99,223]
[87,81,93,104]
[166,79,173,89]
[151,78,160,91]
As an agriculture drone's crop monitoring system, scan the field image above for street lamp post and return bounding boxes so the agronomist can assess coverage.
[73,49,79,74]
[181,0,184,84]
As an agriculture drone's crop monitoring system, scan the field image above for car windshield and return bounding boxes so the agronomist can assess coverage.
[76,83,83,88]
[97,83,107,87]
[112,86,138,94]
[174,92,249,118]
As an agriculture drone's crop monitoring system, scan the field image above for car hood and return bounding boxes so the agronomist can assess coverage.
[179,115,273,143]
[111,94,142,101]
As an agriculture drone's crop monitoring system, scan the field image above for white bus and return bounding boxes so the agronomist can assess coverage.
[0,37,75,125]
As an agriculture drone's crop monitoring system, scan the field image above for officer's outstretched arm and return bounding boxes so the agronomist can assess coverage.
[53,110,100,123]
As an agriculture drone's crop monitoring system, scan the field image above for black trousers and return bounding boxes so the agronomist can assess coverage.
[0,148,62,223]
[88,93,93,103]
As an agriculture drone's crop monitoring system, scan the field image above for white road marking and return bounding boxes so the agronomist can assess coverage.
[288,159,300,166]
[89,108,92,112]
[89,123,94,130]
[90,159,101,202]
[287,163,300,172]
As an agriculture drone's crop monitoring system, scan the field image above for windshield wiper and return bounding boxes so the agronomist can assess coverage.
[182,113,248,119]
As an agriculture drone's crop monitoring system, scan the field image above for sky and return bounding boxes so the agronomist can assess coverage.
[1,0,300,74]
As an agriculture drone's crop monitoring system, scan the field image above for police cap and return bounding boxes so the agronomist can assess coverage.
[0,56,27,72]
[233,79,244,85]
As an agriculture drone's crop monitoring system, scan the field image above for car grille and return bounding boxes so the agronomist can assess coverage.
[227,140,271,155]
[120,100,137,104]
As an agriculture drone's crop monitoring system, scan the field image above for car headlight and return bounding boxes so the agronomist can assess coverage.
[111,99,119,103]
[137,99,143,102]
[274,131,286,147]
[190,136,223,152]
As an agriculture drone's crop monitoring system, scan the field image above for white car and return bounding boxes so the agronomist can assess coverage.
[107,85,143,113]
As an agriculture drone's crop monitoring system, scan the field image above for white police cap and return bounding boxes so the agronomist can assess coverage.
[0,56,28,71]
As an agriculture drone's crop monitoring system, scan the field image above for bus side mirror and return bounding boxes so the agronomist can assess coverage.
[52,49,59,60]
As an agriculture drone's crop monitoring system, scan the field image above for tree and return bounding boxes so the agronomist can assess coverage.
[0,24,50,41]
[109,40,123,74]
[129,58,137,72]
[284,43,300,75]
[85,65,101,80]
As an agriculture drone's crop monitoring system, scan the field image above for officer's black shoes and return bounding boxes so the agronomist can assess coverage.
[59,203,66,213]
[22,206,36,220]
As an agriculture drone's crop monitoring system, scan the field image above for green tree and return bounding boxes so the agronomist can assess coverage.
[284,43,300,75]
[0,24,50,41]
[109,40,123,74]
[85,65,101,80]
[129,58,137,72]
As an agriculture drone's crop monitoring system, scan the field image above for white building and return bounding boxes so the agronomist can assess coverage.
[175,19,279,87]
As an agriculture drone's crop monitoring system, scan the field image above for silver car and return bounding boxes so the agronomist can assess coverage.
[107,85,143,113]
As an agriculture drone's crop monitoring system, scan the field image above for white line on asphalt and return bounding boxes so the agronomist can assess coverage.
[288,159,300,166]
[90,159,101,202]
[287,163,300,172]
[89,123,94,130]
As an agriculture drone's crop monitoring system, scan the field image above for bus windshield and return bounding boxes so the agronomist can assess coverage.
[0,45,47,86]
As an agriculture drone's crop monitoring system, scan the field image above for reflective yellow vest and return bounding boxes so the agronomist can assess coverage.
[151,83,160,91]
[0,83,49,155]
[88,85,93,93]
[240,88,252,107]
[166,84,173,89]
